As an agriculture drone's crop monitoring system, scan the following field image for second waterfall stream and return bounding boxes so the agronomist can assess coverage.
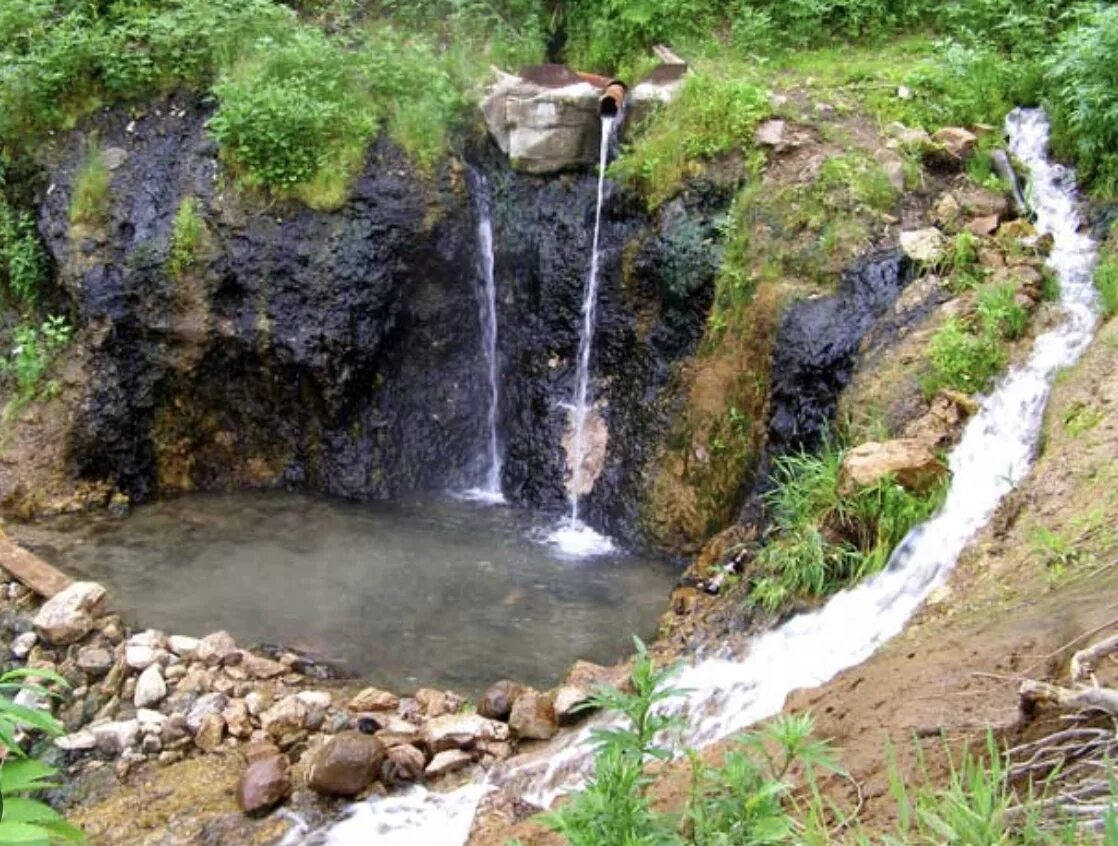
[298,107,1101,846]
[547,115,619,557]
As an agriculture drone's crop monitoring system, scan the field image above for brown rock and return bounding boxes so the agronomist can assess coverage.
[955,183,1009,218]
[966,214,999,236]
[239,651,285,680]
[565,660,626,693]
[415,688,463,718]
[195,713,226,752]
[238,754,290,815]
[381,743,426,784]
[551,686,591,725]
[425,749,472,779]
[307,731,386,798]
[373,716,423,748]
[244,741,282,764]
[223,699,253,739]
[508,691,558,741]
[347,687,399,712]
[260,695,307,739]
[931,126,977,159]
[837,439,950,496]
[478,680,524,721]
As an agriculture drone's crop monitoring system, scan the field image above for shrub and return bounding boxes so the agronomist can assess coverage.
[748,441,945,613]
[1,315,73,417]
[977,282,1029,340]
[611,71,768,208]
[1045,5,1118,195]
[924,316,1005,395]
[167,197,207,279]
[68,145,110,225]
[0,205,45,307]
[208,29,376,195]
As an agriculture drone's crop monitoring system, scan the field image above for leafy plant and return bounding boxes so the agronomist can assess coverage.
[1,315,73,417]
[924,316,1005,396]
[0,667,84,844]
[1045,6,1118,196]
[977,282,1029,341]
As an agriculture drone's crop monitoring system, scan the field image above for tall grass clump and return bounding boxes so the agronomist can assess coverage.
[167,197,207,279]
[611,71,768,209]
[1094,234,1118,319]
[68,145,110,225]
[1045,5,1118,197]
[748,441,945,613]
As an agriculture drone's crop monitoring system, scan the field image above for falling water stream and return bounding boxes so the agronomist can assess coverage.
[462,169,505,503]
[546,115,618,557]
[301,108,1100,846]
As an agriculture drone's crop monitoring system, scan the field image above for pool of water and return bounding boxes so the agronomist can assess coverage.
[8,492,678,694]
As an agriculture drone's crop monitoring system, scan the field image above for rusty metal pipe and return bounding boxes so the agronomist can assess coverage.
[599,80,627,117]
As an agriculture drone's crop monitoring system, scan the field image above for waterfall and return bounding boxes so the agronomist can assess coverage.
[463,168,504,503]
[297,107,1100,846]
[546,115,617,556]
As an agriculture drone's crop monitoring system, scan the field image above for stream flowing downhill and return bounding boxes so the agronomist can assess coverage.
[299,108,1100,846]
[462,169,505,503]
[546,115,618,557]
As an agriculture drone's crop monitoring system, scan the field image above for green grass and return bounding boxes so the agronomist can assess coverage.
[1095,238,1118,319]
[0,199,45,306]
[167,197,207,278]
[924,316,1005,396]
[748,441,946,613]
[610,70,768,210]
[68,145,110,226]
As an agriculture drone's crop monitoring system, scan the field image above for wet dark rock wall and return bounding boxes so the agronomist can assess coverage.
[34,98,719,545]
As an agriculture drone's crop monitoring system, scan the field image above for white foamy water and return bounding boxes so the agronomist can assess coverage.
[301,107,1099,846]
[466,168,505,502]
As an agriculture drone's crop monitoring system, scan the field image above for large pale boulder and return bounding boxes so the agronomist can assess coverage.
[421,714,509,753]
[900,228,947,264]
[838,439,950,496]
[33,581,107,644]
[931,126,977,160]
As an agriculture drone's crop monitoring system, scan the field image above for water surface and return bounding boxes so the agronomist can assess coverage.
[10,492,676,693]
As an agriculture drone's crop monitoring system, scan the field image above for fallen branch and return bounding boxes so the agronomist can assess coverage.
[1071,634,1118,683]
[1019,680,1118,716]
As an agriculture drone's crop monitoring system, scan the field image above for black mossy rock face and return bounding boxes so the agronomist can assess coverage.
[35,98,723,547]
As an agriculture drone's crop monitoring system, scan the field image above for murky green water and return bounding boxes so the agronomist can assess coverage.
[10,492,677,693]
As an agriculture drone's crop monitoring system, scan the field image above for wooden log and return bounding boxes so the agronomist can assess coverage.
[1020,679,1118,717]
[0,533,73,598]
[1071,634,1118,682]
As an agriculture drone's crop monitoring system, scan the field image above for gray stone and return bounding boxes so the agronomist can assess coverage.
[136,708,167,734]
[12,631,38,659]
[900,228,947,263]
[873,148,906,193]
[102,147,128,170]
[754,119,786,149]
[425,749,472,779]
[197,631,238,666]
[32,581,107,645]
[93,719,140,755]
[167,635,200,658]
[76,646,114,676]
[134,664,167,708]
[478,680,523,721]
[125,644,161,670]
[552,686,591,725]
[186,692,228,734]
[240,651,285,679]
[56,730,98,752]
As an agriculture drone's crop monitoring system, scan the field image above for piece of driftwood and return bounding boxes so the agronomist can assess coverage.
[0,534,73,597]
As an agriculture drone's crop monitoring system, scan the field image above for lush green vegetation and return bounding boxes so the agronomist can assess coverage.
[0,180,46,308]
[542,645,1107,846]
[542,640,841,846]
[1095,225,1118,319]
[0,667,84,844]
[1,315,73,419]
[747,441,946,613]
